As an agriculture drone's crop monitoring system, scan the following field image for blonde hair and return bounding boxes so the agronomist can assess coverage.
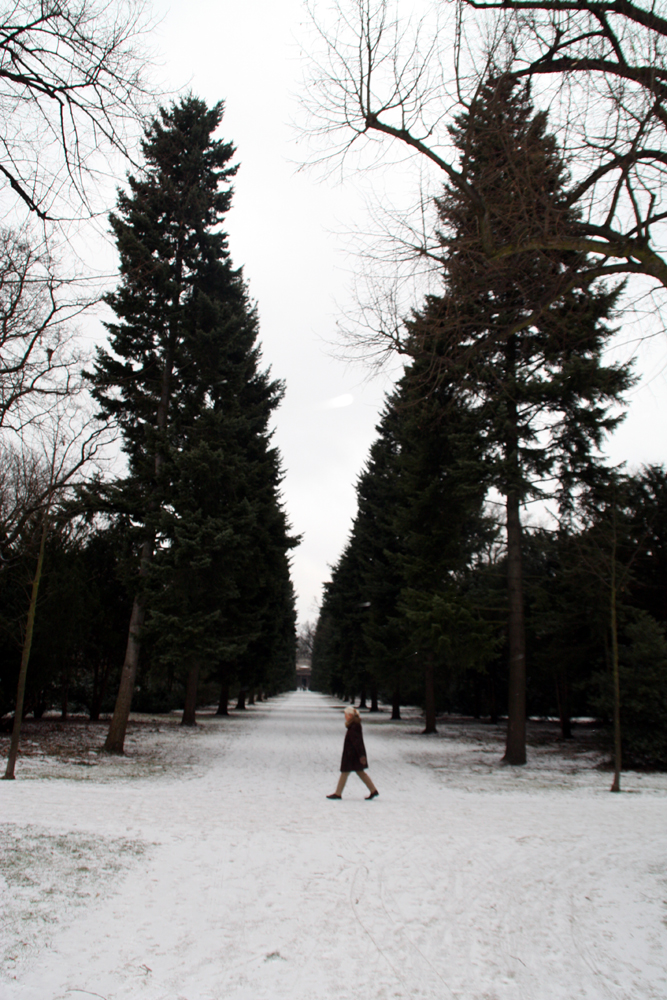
[344,706,361,724]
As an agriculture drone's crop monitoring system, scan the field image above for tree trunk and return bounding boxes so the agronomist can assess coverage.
[359,686,367,709]
[90,660,101,721]
[488,662,498,724]
[236,689,246,710]
[181,660,200,726]
[60,662,69,721]
[423,653,437,734]
[247,688,255,706]
[104,536,153,753]
[89,658,110,722]
[473,672,481,719]
[391,687,401,720]
[556,671,572,739]
[4,514,48,780]
[104,285,179,753]
[502,342,527,765]
[504,488,527,764]
[369,683,379,712]
[217,680,229,716]
[610,514,622,792]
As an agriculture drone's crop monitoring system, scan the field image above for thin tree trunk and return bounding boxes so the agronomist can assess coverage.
[104,534,153,754]
[502,342,527,765]
[104,260,181,753]
[236,689,246,710]
[423,653,437,734]
[504,488,527,764]
[489,665,498,724]
[60,662,69,721]
[610,512,622,792]
[217,680,229,716]
[391,687,401,720]
[89,658,110,722]
[90,660,101,721]
[4,514,48,780]
[556,671,572,739]
[181,660,200,726]
[247,688,255,706]
[369,683,379,712]
[359,686,367,709]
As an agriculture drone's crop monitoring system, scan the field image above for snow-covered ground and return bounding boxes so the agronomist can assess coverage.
[1,690,666,1000]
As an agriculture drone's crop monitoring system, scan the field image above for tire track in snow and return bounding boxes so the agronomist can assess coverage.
[349,860,458,1000]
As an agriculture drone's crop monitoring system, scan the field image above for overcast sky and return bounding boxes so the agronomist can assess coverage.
[94,0,667,626]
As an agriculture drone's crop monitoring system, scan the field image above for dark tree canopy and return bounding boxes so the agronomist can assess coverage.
[88,96,296,750]
[314,75,634,766]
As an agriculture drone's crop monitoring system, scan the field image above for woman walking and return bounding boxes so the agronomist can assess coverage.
[327,706,379,800]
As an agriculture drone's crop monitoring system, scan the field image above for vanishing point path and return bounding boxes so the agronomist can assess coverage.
[1,690,666,1000]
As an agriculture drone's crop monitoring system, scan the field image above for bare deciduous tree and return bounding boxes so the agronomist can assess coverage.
[302,0,667,296]
[0,400,107,565]
[297,620,316,662]
[0,227,86,432]
[1,400,107,779]
[461,0,667,281]
[0,0,153,223]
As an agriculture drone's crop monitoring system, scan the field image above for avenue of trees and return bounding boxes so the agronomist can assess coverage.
[0,4,298,774]
[310,70,667,777]
[3,0,667,786]
[0,97,298,769]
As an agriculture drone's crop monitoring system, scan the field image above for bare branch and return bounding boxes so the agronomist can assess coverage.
[299,0,667,367]
[0,226,90,432]
[463,1,667,38]
[0,397,111,564]
[0,0,156,222]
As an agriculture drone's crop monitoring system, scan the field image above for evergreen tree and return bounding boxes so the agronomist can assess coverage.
[625,466,667,626]
[390,366,496,732]
[353,418,408,716]
[407,76,633,763]
[89,96,295,750]
[312,356,494,725]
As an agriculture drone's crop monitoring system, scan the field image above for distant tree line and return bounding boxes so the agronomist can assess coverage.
[311,78,667,774]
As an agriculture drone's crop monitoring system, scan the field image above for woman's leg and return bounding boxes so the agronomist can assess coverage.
[335,772,350,796]
[356,770,378,794]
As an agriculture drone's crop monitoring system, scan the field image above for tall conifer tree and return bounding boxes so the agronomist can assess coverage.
[90,96,294,751]
[312,357,492,721]
[408,77,633,763]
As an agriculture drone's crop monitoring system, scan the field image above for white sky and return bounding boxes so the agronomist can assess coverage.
[81,0,667,626]
[147,0,404,627]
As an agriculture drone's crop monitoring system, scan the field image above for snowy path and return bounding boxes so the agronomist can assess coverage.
[1,690,666,1000]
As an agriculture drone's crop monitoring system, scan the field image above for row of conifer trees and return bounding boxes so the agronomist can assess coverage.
[310,77,667,770]
[0,97,297,745]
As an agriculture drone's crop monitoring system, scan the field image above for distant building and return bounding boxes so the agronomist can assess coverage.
[296,661,311,690]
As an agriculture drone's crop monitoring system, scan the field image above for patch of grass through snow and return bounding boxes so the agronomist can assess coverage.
[0,823,147,978]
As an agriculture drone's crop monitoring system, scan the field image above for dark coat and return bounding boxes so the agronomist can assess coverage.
[340,720,368,772]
